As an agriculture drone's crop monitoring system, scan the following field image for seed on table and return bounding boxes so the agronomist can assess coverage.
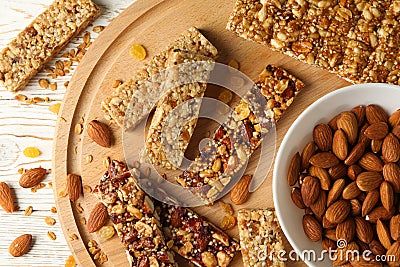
[24,206,33,216]
[45,217,56,226]
[47,231,56,240]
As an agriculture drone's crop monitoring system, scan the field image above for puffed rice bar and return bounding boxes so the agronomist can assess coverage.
[93,160,177,267]
[237,209,285,267]
[158,204,240,267]
[101,27,218,128]
[0,0,100,92]
[145,50,215,170]
[177,65,304,203]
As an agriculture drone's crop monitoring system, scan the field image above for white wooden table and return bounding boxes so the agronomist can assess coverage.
[0,1,135,265]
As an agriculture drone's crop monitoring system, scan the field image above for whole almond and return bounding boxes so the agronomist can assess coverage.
[301,141,316,170]
[328,113,340,131]
[310,190,327,217]
[380,181,394,212]
[67,174,82,202]
[87,203,109,233]
[336,217,355,242]
[19,167,46,188]
[301,176,320,206]
[342,181,361,200]
[389,109,400,128]
[347,165,362,180]
[390,215,400,241]
[366,104,388,124]
[9,234,32,257]
[344,143,366,165]
[287,152,301,186]
[369,240,386,257]
[356,171,383,191]
[376,220,392,249]
[326,200,350,224]
[291,187,305,209]
[362,189,379,217]
[386,241,400,267]
[332,129,348,161]
[87,120,112,148]
[358,123,371,146]
[309,152,339,168]
[328,163,347,180]
[358,152,384,172]
[382,133,400,162]
[371,139,383,153]
[355,217,373,243]
[302,214,322,242]
[350,199,362,216]
[0,182,15,213]
[364,122,389,140]
[337,111,358,145]
[333,241,359,266]
[322,238,337,250]
[313,123,333,151]
[324,228,337,240]
[366,206,395,223]
[383,163,400,193]
[230,174,252,205]
[393,125,400,139]
[322,216,336,229]
[327,178,346,206]
[309,166,331,190]
[351,105,366,127]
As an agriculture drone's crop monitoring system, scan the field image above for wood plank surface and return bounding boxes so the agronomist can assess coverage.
[0,1,136,266]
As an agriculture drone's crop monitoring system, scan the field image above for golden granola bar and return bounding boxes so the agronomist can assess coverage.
[177,65,304,203]
[93,160,177,267]
[145,50,215,170]
[0,0,100,92]
[102,27,218,128]
[238,209,285,267]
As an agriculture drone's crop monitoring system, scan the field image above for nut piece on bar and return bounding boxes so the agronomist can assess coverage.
[177,65,304,204]
[158,204,240,267]
[226,0,400,84]
[101,27,218,128]
[237,209,285,267]
[145,50,215,170]
[0,0,101,92]
[93,160,177,267]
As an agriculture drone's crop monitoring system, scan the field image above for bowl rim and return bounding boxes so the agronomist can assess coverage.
[272,82,400,266]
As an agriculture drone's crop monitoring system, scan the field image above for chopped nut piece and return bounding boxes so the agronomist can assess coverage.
[83,32,91,44]
[48,182,53,188]
[103,156,110,168]
[14,94,27,102]
[47,231,56,240]
[64,81,69,88]
[50,206,57,213]
[129,44,147,60]
[49,83,57,91]
[83,185,92,193]
[38,79,50,89]
[23,147,41,158]
[24,206,33,216]
[80,217,86,225]
[112,80,122,88]
[74,123,83,135]
[49,103,61,115]
[93,25,105,33]
[228,59,240,69]
[69,233,79,241]
[76,203,84,213]
[45,217,56,226]
[58,187,67,198]
[86,154,93,163]
[65,255,76,267]
[18,168,25,174]
[31,183,46,192]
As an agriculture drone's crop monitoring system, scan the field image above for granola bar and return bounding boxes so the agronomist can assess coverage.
[227,0,400,84]
[237,209,285,267]
[177,65,304,203]
[0,0,100,92]
[158,204,240,267]
[145,50,215,170]
[93,160,177,267]
[102,27,218,128]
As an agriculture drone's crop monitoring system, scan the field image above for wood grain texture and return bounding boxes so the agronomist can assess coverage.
[53,0,352,267]
[0,0,136,266]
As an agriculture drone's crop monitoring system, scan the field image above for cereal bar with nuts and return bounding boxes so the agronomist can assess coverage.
[145,50,215,170]
[102,27,218,128]
[0,0,100,92]
[93,160,177,267]
[177,65,304,203]
[237,209,285,267]
[158,204,240,267]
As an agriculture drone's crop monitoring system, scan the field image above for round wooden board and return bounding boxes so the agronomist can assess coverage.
[52,0,351,266]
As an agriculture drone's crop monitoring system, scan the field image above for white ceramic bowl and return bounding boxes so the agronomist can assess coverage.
[273,83,400,266]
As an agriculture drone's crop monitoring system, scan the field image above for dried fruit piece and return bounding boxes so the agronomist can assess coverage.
[129,44,147,60]
[218,201,234,215]
[8,234,32,257]
[98,225,115,240]
[87,203,109,233]
[220,215,237,230]
[23,147,41,158]
[65,255,77,267]
[230,175,252,205]
[19,167,47,188]
[0,182,15,213]
[87,120,112,148]
[67,174,82,202]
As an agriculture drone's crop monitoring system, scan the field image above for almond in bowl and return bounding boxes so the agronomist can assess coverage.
[273,84,400,267]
